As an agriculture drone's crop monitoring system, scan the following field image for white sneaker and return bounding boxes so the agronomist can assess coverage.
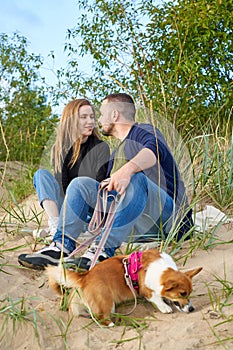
[66,242,109,270]
[33,217,59,240]
[82,242,108,261]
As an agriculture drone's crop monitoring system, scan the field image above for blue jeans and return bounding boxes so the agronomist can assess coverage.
[53,173,174,252]
[33,169,64,212]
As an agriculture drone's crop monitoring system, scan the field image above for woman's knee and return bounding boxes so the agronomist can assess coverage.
[33,169,52,188]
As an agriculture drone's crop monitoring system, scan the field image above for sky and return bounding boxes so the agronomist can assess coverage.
[0,0,81,99]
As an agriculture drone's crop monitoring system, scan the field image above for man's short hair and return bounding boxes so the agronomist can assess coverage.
[103,93,136,121]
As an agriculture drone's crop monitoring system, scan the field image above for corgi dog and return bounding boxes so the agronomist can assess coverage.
[47,248,202,326]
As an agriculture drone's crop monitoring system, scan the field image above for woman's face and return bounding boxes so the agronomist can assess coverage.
[78,105,95,140]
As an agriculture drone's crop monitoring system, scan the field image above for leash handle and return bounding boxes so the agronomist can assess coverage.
[67,180,124,262]
[88,181,110,234]
[89,188,125,268]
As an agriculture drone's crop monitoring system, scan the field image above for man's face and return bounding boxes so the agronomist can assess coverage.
[98,100,115,136]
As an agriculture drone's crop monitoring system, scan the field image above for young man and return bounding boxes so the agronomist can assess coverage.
[18,93,193,270]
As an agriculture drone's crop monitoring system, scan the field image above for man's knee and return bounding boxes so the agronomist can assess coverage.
[130,172,148,191]
[68,176,93,189]
[67,177,97,198]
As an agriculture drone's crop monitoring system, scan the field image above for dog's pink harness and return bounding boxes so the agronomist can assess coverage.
[123,251,143,290]
[121,251,143,314]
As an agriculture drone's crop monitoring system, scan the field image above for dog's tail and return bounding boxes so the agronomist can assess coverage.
[46,264,83,295]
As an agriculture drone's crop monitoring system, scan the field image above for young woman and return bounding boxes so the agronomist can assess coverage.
[33,98,110,239]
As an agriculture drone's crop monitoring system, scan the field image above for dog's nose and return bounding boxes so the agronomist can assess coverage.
[188,305,195,312]
[187,300,195,312]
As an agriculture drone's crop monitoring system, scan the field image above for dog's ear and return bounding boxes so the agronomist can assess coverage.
[185,267,202,279]
[163,279,178,291]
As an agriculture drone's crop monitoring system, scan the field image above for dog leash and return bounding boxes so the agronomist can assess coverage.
[67,179,125,269]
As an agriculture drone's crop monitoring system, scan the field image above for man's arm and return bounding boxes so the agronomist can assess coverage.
[107,148,156,195]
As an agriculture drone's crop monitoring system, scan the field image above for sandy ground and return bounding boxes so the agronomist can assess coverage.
[0,194,233,350]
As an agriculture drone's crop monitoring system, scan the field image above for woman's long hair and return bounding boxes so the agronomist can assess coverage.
[52,99,100,173]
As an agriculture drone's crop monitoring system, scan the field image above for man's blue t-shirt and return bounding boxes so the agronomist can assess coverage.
[107,123,193,238]
[107,123,181,202]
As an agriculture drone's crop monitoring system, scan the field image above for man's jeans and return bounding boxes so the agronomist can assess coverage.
[53,173,174,252]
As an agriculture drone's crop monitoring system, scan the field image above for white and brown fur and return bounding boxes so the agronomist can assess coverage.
[47,248,202,326]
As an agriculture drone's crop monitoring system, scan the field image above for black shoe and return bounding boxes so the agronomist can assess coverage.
[18,242,70,270]
[65,243,109,271]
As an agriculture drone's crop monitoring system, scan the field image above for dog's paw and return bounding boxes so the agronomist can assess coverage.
[148,295,174,313]
[157,303,173,313]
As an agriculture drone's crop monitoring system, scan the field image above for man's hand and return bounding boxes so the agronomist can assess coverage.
[107,169,131,195]
[101,148,156,195]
